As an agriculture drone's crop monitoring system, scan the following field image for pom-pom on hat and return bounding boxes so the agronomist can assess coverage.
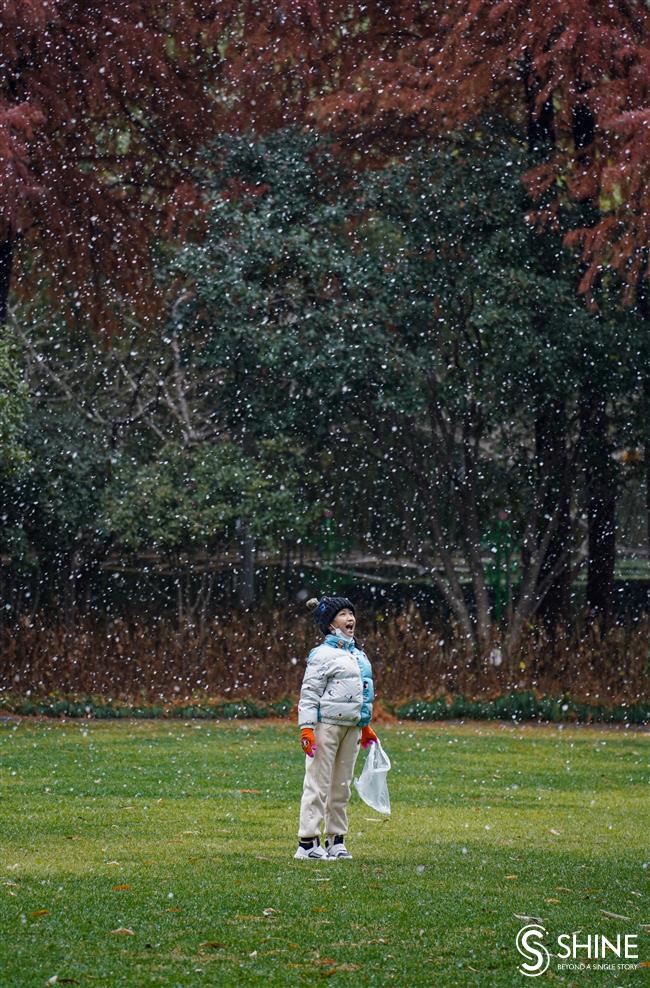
[307,595,355,635]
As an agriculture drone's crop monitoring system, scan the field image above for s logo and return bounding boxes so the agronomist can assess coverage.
[515,924,550,977]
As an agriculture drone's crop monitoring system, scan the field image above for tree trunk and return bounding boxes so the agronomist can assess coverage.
[504,484,569,659]
[635,284,650,565]
[423,393,491,653]
[580,384,617,626]
[0,235,13,326]
[570,99,615,622]
[237,519,255,609]
[460,415,492,652]
[644,377,650,563]
[535,398,572,629]
[523,58,573,629]
[236,426,257,609]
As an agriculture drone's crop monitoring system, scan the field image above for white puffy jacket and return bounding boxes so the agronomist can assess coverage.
[298,635,374,728]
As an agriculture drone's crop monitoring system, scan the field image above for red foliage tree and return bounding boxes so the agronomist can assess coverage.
[0,2,442,329]
[242,2,650,304]
[0,1,234,330]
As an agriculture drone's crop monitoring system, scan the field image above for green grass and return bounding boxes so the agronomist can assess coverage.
[0,719,648,987]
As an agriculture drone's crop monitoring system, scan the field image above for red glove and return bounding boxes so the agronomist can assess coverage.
[300,727,317,758]
[360,725,378,748]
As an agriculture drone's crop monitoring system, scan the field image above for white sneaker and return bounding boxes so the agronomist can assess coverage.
[325,837,353,859]
[294,838,328,860]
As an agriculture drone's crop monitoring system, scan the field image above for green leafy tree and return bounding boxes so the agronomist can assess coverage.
[100,438,321,570]
[168,129,405,444]
[0,329,28,475]
[173,127,638,651]
[1,407,111,620]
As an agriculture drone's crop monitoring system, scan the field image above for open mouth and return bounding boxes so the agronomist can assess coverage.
[344,621,355,634]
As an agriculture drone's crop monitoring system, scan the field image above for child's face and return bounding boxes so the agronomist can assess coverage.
[329,608,356,637]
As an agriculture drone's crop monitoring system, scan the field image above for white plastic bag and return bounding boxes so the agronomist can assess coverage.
[354,740,391,815]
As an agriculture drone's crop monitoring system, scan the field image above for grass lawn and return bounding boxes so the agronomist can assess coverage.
[0,718,648,987]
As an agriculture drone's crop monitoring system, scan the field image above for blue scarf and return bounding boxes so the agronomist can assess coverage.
[324,629,356,652]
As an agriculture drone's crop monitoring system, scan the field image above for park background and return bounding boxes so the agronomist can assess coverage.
[1,2,649,724]
[1,7,649,988]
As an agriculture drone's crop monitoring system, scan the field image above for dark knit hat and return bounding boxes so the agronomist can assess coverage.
[307,596,355,635]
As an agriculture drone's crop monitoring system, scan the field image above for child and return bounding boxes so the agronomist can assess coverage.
[294,595,378,860]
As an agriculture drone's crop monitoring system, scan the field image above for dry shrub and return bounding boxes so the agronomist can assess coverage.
[0,609,647,707]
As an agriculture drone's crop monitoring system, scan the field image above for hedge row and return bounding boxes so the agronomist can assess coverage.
[394,691,650,725]
[0,696,293,720]
[0,691,647,724]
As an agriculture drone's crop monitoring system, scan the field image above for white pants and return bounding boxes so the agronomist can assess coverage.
[298,722,361,839]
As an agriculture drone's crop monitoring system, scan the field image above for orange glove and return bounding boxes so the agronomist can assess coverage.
[300,727,317,758]
[360,725,378,748]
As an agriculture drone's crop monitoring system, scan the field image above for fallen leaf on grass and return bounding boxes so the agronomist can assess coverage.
[239,789,260,794]
[110,927,134,936]
[549,829,561,836]
[31,909,49,917]
[262,908,279,916]
[514,914,544,924]
[112,884,132,892]
[166,907,182,913]
[198,941,226,950]
[504,875,518,880]
[545,898,561,905]
[601,910,630,921]
[312,907,327,913]
[319,964,361,976]
[637,961,650,969]
[555,887,572,893]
